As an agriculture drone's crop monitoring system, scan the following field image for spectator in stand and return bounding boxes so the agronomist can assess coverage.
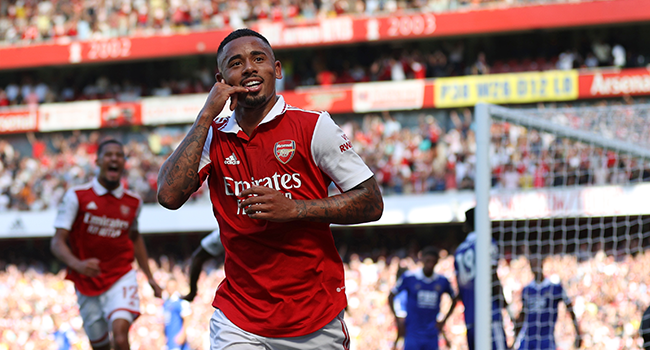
[557,49,576,70]
[612,43,627,68]
[584,52,599,68]
[0,88,9,106]
[447,42,464,75]
[470,52,490,75]
[426,50,450,78]
[315,61,337,86]
[592,39,612,66]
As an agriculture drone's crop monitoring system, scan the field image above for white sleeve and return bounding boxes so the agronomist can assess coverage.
[490,239,499,267]
[53,189,79,231]
[200,228,224,257]
[391,275,405,295]
[180,299,192,318]
[311,113,373,192]
[198,126,214,173]
[131,199,143,232]
[561,285,572,305]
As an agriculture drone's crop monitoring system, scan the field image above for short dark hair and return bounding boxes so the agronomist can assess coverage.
[217,29,273,64]
[421,246,440,258]
[465,207,475,231]
[97,138,123,156]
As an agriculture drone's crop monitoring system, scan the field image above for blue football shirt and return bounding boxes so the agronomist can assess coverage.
[518,278,572,350]
[391,268,454,339]
[163,294,192,350]
[454,232,503,326]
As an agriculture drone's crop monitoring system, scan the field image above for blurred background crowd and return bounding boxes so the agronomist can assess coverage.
[1,245,647,349]
[0,37,644,107]
[1,96,649,212]
[0,0,614,46]
[1,0,649,349]
[0,0,647,107]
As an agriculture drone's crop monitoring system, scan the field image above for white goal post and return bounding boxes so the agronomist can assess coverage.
[474,102,650,348]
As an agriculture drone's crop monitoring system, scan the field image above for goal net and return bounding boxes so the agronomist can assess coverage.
[473,102,650,350]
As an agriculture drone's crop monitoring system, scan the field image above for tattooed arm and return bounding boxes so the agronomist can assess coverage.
[157,80,248,209]
[238,176,383,224]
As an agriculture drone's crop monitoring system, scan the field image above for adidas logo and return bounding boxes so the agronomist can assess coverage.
[224,153,240,165]
[10,218,24,231]
[86,201,98,210]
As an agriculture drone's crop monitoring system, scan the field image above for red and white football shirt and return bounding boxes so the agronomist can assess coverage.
[198,96,373,338]
[54,178,142,296]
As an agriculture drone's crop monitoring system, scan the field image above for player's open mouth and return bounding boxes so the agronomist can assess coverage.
[107,165,121,176]
[242,79,263,92]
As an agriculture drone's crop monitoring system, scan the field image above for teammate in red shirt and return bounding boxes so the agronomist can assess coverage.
[157,28,384,349]
[51,139,163,350]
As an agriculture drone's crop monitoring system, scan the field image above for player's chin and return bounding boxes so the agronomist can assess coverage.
[242,94,267,108]
[103,178,121,188]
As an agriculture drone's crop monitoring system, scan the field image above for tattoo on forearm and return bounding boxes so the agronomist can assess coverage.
[298,179,383,224]
[158,124,209,204]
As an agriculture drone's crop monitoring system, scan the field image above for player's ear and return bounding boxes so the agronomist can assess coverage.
[275,60,283,80]
[215,72,223,83]
[95,150,101,166]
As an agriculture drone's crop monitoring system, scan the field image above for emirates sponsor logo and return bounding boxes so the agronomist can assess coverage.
[0,110,37,133]
[223,172,302,196]
[274,140,296,164]
[258,17,353,47]
[590,72,650,96]
[83,213,129,238]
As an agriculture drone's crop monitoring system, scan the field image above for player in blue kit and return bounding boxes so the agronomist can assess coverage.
[392,265,408,350]
[439,207,510,350]
[388,246,455,350]
[514,250,581,350]
[163,277,192,350]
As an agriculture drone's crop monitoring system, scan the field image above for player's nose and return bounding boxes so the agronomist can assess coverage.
[243,59,256,74]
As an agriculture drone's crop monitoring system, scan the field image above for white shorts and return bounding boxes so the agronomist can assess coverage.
[76,269,141,346]
[210,308,350,350]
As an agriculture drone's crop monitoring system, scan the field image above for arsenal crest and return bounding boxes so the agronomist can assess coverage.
[274,140,296,164]
[120,205,131,216]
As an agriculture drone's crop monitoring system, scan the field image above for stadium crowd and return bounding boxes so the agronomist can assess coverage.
[0,0,604,45]
[1,97,649,212]
[0,38,642,107]
[0,243,648,349]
